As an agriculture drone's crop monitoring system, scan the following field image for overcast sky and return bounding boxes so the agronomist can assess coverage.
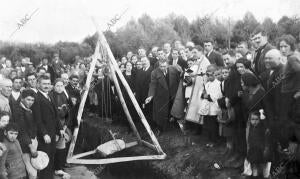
[0,0,299,44]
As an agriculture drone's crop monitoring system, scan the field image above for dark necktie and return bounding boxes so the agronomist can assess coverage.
[254,47,263,74]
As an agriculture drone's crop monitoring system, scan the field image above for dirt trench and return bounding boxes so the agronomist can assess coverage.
[73,115,246,179]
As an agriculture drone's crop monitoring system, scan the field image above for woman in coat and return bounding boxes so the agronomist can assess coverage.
[49,78,71,178]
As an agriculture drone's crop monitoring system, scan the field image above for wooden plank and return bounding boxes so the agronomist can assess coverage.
[67,154,167,165]
[72,150,97,159]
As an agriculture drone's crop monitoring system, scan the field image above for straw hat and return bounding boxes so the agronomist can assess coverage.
[31,151,49,170]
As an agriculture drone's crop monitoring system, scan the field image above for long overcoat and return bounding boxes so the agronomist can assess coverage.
[148,66,180,129]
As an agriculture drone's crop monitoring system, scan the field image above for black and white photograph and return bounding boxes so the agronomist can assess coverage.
[0,0,300,178]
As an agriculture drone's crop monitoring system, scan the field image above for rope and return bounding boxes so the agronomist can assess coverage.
[109,130,122,151]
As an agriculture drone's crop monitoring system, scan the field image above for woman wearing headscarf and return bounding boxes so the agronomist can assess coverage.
[94,66,114,119]
[122,61,138,132]
[49,78,71,178]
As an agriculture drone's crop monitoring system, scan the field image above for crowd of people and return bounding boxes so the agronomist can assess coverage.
[0,52,81,178]
[0,25,299,179]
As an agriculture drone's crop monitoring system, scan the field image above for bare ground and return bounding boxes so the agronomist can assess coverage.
[64,115,248,179]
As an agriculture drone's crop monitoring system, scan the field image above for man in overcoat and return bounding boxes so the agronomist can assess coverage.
[32,75,63,178]
[145,59,180,134]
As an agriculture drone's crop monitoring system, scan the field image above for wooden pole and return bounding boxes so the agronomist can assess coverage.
[68,154,167,165]
[92,20,165,155]
[108,61,142,141]
[67,41,101,160]
[141,140,157,151]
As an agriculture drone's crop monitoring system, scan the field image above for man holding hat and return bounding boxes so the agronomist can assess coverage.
[15,89,38,179]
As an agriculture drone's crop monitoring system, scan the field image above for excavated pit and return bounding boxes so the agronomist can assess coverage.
[76,116,243,179]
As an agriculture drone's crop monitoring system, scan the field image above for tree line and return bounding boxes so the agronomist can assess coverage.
[1,11,300,64]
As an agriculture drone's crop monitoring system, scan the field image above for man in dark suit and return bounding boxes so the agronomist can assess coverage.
[252,27,274,76]
[149,46,159,68]
[9,77,23,121]
[204,39,224,67]
[152,48,166,69]
[251,26,275,88]
[65,74,81,130]
[32,75,63,179]
[65,74,81,105]
[264,49,288,169]
[135,57,153,119]
[25,73,38,93]
[40,57,56,82]
[145,59,181,134]
[168,49,188,71]
[163,43,172,61]
[51,52,65,79]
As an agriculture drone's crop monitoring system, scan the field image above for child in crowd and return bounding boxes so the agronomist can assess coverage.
[214,67,223,82]
[2,123,27,179]
[247,111,270,178]
[201,65,222,147]
[215,67,224,137]
[217,67,236,159]
[216,66,226,140]
[220,67,230,95]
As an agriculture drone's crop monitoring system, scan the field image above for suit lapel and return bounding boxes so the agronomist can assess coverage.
[38,92,55,112]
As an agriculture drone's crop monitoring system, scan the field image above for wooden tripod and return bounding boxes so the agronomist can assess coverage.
[66,21,166,165]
